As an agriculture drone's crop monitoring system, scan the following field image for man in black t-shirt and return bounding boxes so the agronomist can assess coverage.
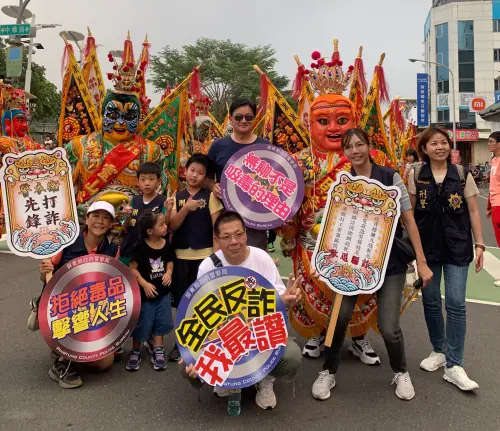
[208,99,269,250]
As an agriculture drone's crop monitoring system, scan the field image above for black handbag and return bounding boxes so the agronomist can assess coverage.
[394,229,416,264]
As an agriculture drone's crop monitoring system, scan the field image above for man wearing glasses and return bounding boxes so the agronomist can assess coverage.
[208,99,270,250]
[188,211,303,410]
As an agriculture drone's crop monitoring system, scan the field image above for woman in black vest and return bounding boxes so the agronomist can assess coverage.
[409,127,484,391]
[312,128,432,402]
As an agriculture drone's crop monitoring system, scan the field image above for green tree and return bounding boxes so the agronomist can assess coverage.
[0,39,61,123]
[149,38,289,122]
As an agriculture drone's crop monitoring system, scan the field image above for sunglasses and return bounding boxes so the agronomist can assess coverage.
[233,114,254,122]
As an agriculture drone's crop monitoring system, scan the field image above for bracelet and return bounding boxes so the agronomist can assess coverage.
[475,243,486,251]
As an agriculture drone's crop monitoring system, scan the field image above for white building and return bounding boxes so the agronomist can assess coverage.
[422,0,500,165]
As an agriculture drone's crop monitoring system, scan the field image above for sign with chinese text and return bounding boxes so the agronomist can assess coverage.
[417,73,429,127]
[451,150,461,164]
[38,257,141,362]
[0,24,31,37]
[221,144,304,230]
[0,149,80,259]
[445,129,479,142]
[176,267,288,388]
[312,172,401,296]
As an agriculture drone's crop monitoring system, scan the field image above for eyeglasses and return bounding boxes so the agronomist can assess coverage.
[217,231,246,242]
[343,142,368,152]
[233,114,254,122]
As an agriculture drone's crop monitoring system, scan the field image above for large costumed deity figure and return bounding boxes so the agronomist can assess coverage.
[281,41,401,347]
[64,34,166,223]
[0,83,41,235]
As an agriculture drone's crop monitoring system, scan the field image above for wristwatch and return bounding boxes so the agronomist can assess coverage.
[475,242,486,251]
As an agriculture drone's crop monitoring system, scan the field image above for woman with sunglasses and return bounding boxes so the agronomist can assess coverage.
[408,127,484,391]
[312,128,432,402]
[207,98,270,251]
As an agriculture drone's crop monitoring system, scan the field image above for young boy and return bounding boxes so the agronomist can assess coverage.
[120,162,173,266]
[168,153,223,360]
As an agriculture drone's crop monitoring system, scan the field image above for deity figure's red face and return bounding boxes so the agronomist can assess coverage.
[310,95,355,153]
[4,113,28,138]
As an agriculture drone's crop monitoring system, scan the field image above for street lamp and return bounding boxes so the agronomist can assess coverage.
[2,5,60,93]
[409,58,457,150]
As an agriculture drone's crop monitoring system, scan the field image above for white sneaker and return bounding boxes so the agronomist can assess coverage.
[302,335,325,358]
[348,338,381,365]
[213,386,231,397]
[392,372,415,400]
[255,375,276,410]
[443,366,479,391]
[420,351,446,372]
[494,280,500,287]
[312,370,336,400]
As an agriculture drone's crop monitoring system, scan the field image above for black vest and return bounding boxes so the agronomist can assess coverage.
[172,188,214,250]
[350,163,407,276]
[54,231,118,273]
[414,163,473,266]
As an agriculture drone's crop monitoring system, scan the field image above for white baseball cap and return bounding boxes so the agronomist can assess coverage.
[87,201,116,219]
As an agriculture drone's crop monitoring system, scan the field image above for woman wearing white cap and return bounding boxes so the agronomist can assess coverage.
[39,201,119,389]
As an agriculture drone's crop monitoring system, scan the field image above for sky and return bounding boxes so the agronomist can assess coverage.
[0,0,433,106]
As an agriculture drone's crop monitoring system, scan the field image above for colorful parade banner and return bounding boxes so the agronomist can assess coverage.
[82,27,106,115]
[176,267,287,388]
[58,37,99,146]
[220,143,305,230]
[142,76,191,191]
[0,149,79,258]
[312,172,401,296]
[39,257,141,362]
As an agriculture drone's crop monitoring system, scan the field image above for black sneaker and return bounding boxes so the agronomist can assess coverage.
[348,338,381,365]
[48,359,83,389]
[168,344,181,362]
[152,347,167,371]
[126,350,142,371]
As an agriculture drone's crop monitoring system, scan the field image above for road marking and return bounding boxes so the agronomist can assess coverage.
[482,251,500,280]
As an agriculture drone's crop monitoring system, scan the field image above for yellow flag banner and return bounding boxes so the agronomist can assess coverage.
[58,38,99,146]
[82,27,106,115]
[360,54,393,167]
[256,71,309,155]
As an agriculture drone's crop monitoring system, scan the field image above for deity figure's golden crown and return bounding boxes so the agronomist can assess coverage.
[106,32,145,97]
[0,82,26,112]
[306,39,354,95]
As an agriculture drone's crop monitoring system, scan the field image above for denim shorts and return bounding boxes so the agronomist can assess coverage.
[132,294,173,342]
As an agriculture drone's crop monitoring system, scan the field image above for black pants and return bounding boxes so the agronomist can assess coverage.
[323,273,407,374]
[172,258,204,307]
[267,229,277,244]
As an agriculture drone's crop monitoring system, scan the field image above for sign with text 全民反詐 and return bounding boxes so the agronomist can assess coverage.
[221,144,305,230]
[176,267,288,388]
[0,24,31,37]
[38,257,141,362]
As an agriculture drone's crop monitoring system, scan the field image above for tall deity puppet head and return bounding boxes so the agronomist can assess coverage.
[104,32,147,144]
[1,85,29,138]
[306,40,356,153]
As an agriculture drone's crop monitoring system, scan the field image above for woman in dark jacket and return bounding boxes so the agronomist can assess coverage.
[39,201,119,389]
[311,128,432,403]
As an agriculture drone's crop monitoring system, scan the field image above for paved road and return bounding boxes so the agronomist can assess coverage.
[1,253,500,431]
